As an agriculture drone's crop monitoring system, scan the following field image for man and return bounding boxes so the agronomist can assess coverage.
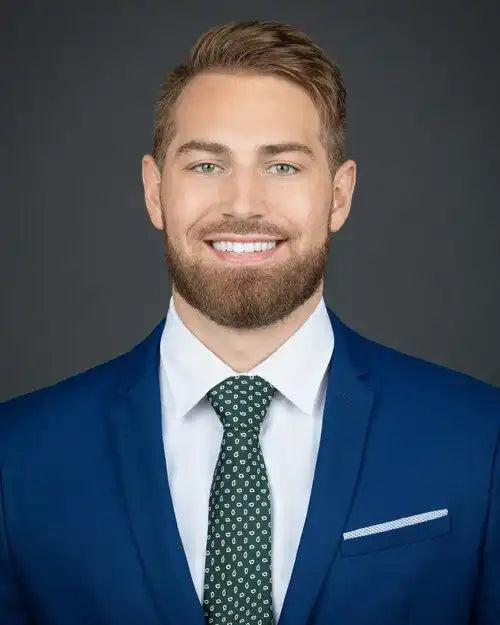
[0,19,498,625]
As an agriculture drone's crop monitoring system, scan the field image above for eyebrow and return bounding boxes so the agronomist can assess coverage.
[174,140,316,160]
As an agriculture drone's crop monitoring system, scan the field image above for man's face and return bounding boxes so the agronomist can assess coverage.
[143,72,355,329]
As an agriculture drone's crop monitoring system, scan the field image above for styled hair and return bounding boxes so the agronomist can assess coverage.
[151,20,346,176]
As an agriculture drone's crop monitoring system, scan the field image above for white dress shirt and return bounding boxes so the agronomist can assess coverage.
[158,295,334,621]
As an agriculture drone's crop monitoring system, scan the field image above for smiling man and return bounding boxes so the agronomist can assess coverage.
[141,66,354,367]
[0,20,499,625]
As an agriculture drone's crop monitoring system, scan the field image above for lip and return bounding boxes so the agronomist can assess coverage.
[205,240,285,264]
[204,236,285,243]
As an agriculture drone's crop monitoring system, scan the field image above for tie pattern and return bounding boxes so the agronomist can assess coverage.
[203,374,276,625]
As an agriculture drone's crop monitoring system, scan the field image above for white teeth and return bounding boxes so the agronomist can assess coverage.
[212,241,278,253]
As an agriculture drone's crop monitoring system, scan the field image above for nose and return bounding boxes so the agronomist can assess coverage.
[221,166,265,218]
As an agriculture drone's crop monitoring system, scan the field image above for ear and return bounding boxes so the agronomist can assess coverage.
[142,154,164,231]
[329,159,357,233]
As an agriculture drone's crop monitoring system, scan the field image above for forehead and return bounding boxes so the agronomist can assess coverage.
[170,72,322,147]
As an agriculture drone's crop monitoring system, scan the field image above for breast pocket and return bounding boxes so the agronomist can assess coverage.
[340,508,451,557]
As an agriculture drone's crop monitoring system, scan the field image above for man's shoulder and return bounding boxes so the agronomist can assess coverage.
[0,330,145,448]
[350,323,500,425]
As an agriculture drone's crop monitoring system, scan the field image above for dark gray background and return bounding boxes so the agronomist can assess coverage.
[1,0,499,401]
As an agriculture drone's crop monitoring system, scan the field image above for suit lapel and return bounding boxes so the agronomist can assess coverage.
[106,307,376,625]
[107,318,206,625]
[276,308,376,625]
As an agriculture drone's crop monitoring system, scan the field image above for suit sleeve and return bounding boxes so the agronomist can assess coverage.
[0,470,33,624]
[472,426,500,623]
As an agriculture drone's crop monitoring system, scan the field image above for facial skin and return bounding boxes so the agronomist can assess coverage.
[142,72,356,371]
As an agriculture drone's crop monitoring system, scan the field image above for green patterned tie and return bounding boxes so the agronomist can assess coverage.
[202,374,276,625]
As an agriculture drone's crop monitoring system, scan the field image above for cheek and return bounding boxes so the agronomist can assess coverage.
[271,187,322,226]
[162,180,212,231]
[265,177,326,210]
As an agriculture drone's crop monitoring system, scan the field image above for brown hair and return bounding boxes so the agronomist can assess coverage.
[151,20,346,176]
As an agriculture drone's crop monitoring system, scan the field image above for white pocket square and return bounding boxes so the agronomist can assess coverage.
[343,508,448,540]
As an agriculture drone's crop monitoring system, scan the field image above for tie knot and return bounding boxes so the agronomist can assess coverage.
[206,374,276,430]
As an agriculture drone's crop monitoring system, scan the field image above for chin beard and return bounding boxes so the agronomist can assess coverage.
[163,232,330,329]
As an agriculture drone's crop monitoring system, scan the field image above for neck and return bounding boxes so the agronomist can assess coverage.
[171,284,324,373]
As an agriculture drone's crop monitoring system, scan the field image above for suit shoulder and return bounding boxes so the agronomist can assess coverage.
[349,324,500,422]
[0,334,140,443]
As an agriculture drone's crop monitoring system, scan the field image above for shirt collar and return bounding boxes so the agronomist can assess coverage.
[159,295,334,419]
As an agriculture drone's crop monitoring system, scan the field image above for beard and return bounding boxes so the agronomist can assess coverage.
[162,217,331,330]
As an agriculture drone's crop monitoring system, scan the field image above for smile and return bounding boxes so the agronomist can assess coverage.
[204,240,286,264]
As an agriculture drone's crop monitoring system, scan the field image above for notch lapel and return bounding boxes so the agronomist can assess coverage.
[276,308,376,625]
[106,306,376,625]
[107,318,206,625]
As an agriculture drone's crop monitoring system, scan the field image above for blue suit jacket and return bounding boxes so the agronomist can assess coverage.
[0,308,499,624]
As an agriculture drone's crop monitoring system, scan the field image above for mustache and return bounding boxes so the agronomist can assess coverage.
[199,222,288,239]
